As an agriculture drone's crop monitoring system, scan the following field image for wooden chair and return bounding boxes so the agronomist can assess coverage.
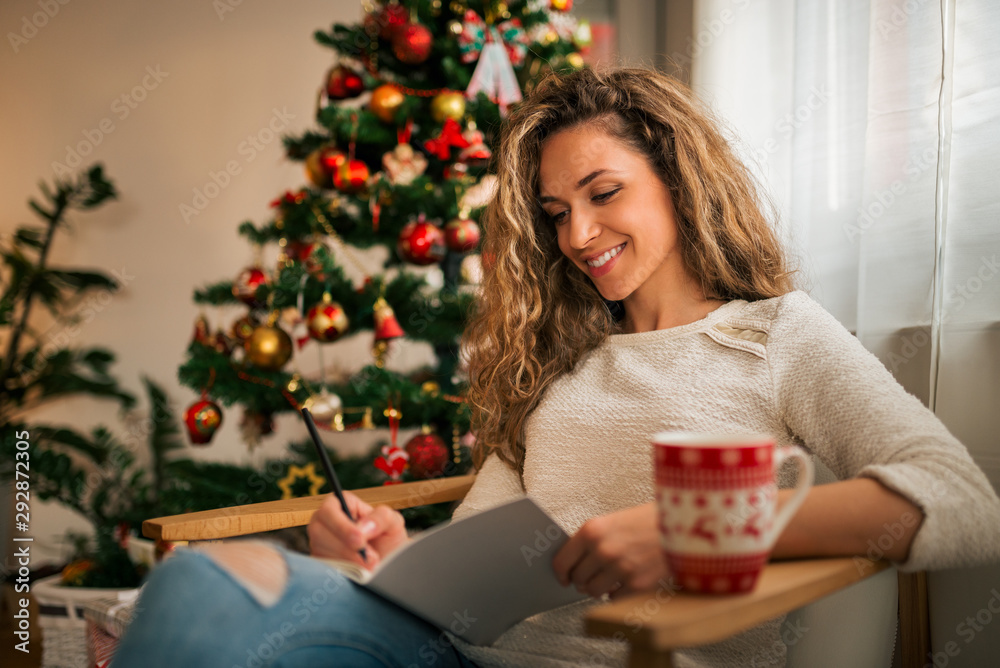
[143,475,928,667]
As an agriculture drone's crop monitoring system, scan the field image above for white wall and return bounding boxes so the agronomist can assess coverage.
[0,0,368,564]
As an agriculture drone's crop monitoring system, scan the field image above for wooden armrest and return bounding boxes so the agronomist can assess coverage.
[142,474,475,542]
[585,557,889,662]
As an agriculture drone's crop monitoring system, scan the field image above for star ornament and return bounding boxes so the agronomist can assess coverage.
[278,463,326,499]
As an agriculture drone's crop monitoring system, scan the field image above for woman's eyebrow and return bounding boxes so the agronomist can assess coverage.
[538,169,619,203]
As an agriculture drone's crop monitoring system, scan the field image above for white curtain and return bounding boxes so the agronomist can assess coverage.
[691,1,1000,664]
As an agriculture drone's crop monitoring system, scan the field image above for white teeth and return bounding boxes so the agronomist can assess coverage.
[586,244,625,268]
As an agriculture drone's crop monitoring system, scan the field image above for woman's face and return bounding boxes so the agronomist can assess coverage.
[538,125,685,303]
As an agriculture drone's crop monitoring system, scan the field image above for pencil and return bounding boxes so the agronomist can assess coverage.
[301,407,368,563]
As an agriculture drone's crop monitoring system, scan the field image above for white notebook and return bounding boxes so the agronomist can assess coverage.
[320,496,588,645]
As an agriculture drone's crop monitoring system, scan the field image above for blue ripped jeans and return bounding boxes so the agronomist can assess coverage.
[111,546,480,668]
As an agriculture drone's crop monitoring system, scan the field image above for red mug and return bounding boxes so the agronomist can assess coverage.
[653,432,814,594]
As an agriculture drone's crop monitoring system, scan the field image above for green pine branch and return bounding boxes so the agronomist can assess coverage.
[0,164,129,421]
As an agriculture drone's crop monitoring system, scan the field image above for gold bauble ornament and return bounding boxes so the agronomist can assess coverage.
[421,381,441,396]
[566,53,585,70]
[370,84,405,124]
[245,324,293,371]
[431,91,466,123]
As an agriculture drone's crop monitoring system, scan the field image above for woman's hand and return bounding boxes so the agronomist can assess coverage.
[307,492,409,570]
[552,502,668,599]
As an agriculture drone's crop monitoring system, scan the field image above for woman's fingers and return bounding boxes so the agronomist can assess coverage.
[307,520,366,564]
[307,494,374,561]
[566,550,624,597]
[342,491,374,522]
[327,496,372,546]
[306,493,409,568]
[362,505,409,556]
[583,566,625,599]
[551,530,588,587]
[365,504,406,537]
[553,504,668,598]
[552,517,616,590]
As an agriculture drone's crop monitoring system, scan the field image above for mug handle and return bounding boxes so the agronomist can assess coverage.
[768,446,815,546]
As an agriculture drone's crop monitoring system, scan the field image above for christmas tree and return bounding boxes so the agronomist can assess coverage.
[178,0,589,515]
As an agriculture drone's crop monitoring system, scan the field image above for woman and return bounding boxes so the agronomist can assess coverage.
[114,67,1000,668]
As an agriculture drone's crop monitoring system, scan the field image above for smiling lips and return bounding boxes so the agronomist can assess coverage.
[584,243,626,278]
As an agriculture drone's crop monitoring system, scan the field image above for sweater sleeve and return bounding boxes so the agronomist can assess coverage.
[451,452,526,522]
[767,291,1000,572]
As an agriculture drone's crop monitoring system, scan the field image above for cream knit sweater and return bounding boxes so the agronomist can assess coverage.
[449,291,1000,668]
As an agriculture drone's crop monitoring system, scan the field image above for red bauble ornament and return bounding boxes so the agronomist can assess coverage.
[232,267,268,305]
[305,146,347,189]
[306,295,350,343]
[184,396,223,445]
[325,64,364,100]
[405,429,449,479]
[333,159,370,194]
[365,2,408,39]
[393,23,433,64]
[397,218,446,265]
[444,217,481,253]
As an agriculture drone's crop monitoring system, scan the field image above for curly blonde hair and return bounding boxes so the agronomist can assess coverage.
[464,67,794,476]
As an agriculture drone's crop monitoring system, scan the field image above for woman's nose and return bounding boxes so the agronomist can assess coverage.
[567,209,601,250]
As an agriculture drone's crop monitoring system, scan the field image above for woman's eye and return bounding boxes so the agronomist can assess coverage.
[547,189,619,224]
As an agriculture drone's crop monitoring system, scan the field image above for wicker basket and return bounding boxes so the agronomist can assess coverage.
[32,575,138,668]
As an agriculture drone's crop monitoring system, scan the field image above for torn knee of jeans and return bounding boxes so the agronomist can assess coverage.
[195,540,289,608]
